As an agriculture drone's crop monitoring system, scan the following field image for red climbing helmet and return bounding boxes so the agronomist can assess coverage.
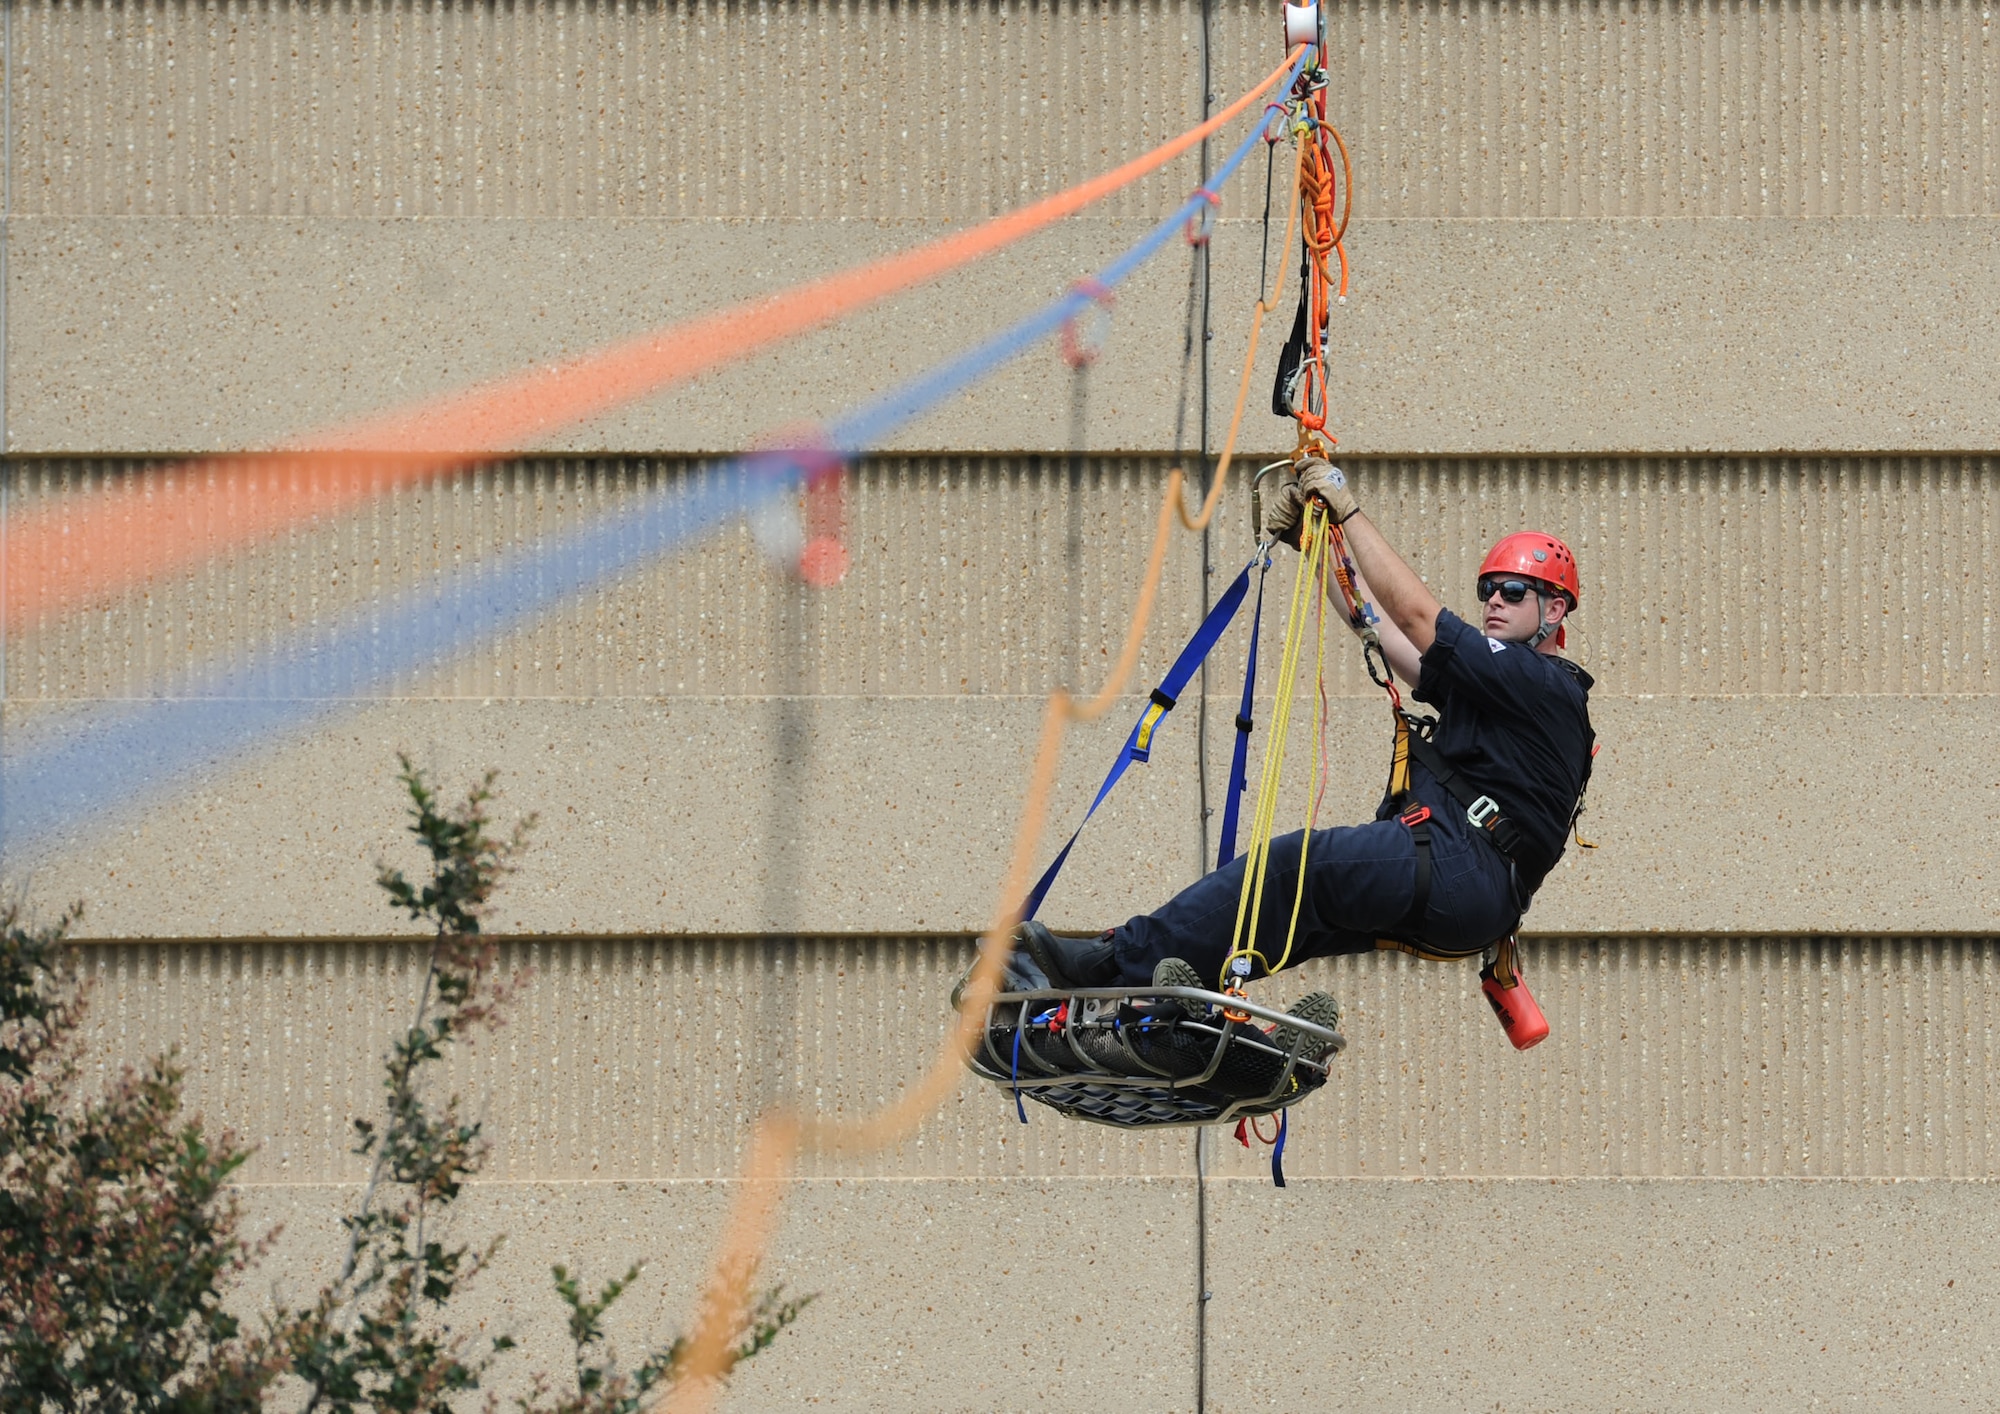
[1478,531,1580,609]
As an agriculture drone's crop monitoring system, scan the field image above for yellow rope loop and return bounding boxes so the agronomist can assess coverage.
[1219,498,1330,988]
[1271,522,1334,974]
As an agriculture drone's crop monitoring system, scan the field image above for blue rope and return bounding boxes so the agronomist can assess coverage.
[825,61,1303,456]
[1009,1005,1064,1124]
[1,49,1311,858]
[1216,551,1270,868]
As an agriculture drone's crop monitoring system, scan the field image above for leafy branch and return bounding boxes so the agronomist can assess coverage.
[0,756,811,1414]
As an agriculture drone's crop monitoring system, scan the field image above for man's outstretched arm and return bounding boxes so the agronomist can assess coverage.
[1336,511,1442,655]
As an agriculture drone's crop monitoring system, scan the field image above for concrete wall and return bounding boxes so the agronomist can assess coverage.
[7,2,1998,1409]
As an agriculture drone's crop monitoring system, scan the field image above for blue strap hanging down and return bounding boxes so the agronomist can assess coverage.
[1214,554,1269,868]
[1020,557,1257,921]
[1271,1106,1289,1187]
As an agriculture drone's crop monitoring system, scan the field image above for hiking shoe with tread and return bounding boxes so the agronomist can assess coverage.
[1273,990,1343,1061]
[1149,957,1207,1018]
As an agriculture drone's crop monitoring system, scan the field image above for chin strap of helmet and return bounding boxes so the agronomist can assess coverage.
[1524,589,1560,650]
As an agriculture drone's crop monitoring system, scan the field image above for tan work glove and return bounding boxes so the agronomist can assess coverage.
[1260,472,1307,546]
[1296,457,1360,525]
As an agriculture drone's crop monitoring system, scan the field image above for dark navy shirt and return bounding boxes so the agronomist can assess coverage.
[1380,608,1595,886]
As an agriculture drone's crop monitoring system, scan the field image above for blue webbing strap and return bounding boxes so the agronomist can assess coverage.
[1271,1106,1289,1187]
[1215,554,1270,868]
[1010,1022,1029,1124]
[1020,558,1257,921]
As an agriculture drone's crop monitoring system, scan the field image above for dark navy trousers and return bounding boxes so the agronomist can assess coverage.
[1106,804,1523,987]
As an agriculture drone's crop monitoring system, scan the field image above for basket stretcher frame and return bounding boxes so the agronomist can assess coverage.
[965,984,1346,1130]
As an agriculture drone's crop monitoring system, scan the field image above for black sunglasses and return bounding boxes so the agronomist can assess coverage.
[1476,575,1542,604]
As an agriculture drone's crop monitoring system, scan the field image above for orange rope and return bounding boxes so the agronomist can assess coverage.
[668,61,1345,1413]
[2,49,1307,639]
[1326,120,1355,247]
[1291,93,1350,434]
[661,471,1192,1409]
[1176,132,1308,533]
[670,92,1343,1396]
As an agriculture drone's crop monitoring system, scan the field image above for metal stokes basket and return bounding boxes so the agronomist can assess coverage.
[962,983,1345,1129]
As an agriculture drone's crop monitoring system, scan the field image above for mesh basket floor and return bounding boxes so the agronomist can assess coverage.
[962,985,1344,1131]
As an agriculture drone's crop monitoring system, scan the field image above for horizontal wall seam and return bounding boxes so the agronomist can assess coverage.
[59,931,2000,949]
[8,448,2000,462]
[11,692,2000,703]
[216,1174,2000,1190]
[16,214,1999,224]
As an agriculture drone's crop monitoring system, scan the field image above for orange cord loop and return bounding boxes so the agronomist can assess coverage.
[1285,102,1350,431]
[1184,188,1223,246]
[1060,278,1117,369]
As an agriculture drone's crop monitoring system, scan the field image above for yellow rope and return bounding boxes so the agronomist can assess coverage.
[1220,501,1331,988]
[1274,530,1333,969]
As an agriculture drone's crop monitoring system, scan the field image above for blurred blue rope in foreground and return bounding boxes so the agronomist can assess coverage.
[0,61,1298,861]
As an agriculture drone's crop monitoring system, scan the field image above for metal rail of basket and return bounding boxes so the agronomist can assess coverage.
[964,984,1346,1130]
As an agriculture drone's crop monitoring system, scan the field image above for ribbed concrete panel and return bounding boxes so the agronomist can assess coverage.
[1206,1177,2000,1413]
[1216,939,2000,1179]
[73,937,2000,1184]
[18,0,1210,222]
[73,937,1194,1183]
[10,456,1995,701]
[22,0,1996,220]
[1324,0,2000,219]
[1,455,1230,702]
[18,214,2000,455]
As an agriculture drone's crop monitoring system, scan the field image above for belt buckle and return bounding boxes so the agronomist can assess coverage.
[1398,804,1432,829]
[1466,795,1502,829]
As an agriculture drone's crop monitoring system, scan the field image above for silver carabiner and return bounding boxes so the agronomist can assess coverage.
[1248,459,1295,547]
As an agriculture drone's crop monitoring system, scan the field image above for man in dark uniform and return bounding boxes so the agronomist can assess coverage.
[1015,459,1596,994]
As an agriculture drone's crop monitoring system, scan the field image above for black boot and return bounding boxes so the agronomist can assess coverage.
[1016,919,1120,990]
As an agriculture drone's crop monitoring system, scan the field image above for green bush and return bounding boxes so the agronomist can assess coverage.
[0,757,808,1413]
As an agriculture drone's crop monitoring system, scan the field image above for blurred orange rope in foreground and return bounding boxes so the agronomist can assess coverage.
[662,472,1189,1410]
[1,47,1303,639]
[661,71,1326,1399]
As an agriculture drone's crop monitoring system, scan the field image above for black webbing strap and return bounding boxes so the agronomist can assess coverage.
[1399,726,1550,894]
[1396,805,1434,935]
[1400,736,1520,856]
